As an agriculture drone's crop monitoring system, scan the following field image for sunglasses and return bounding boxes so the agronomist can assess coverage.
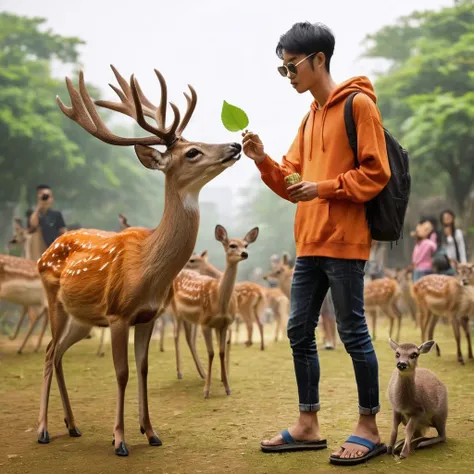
[277,52,317,78]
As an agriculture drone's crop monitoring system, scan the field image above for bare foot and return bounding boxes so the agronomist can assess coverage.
[331,415,380,460]
[261,423,321,447]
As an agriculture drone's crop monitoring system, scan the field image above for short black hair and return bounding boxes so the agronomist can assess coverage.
[36,184,51,192]
[276,22,335,73]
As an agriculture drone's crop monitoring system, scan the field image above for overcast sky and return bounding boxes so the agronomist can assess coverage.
[3,0,451,195]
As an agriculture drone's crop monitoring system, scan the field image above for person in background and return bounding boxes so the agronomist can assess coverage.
[412,218,437,283]
[366,241,386,281]
[439,209,467,265]
[27,184,67,249]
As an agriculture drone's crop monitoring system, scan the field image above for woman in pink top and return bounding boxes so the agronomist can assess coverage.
[412,219,437,283]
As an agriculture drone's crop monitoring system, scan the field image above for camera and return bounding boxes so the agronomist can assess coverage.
[41,193,50,201]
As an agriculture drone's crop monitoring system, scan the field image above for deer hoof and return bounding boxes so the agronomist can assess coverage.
[140,426,145,435]
[38,429,50,444]
[226,389,232,396]
[148,433,162,446]
[114,441,129,457]
[204,391,210,399]
[160,348,165,353]
[177,373,183,380]
[69,427,82,437]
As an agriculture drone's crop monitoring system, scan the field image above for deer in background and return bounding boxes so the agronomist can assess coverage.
[263,253,293,299]
[185,250,271,350]
[394,268,417,326]
[36,66,241,457]
[7,217,49,353]
[0,254,48,353]
[172,225,259,397]
[412,263,474,364]
[364,278,403,341]
[263,287,289,342]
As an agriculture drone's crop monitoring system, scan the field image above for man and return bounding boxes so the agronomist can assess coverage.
[27,185,67,249]
[242,22,390,465]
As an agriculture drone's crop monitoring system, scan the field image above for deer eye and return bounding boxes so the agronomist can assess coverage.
[189,259,195,263]
[410,353,418,359]
[395,352,400,358]
[229,244,237,249]
[185,148,201,159]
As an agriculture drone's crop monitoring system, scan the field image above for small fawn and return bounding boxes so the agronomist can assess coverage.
[387,338,448,459]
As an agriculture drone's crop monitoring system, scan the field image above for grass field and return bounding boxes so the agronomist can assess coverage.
[1,319,474,474]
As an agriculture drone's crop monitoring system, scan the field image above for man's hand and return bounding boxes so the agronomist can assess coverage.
[287,181,319,202]
[242,131,266,164]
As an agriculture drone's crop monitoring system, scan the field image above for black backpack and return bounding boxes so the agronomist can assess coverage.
[344,92,411,243]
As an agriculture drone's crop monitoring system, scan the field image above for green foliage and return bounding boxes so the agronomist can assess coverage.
[365,0,474,214]
[0,13,165,243]
[221,101,249,132]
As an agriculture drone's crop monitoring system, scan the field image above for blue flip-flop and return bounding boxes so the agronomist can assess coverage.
[261,429,327,453]
[329,435,387,466]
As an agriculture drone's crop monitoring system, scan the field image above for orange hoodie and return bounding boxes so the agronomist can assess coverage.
[257,76,391,260]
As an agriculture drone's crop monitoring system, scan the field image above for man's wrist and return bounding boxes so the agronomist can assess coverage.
[254,153,267,165]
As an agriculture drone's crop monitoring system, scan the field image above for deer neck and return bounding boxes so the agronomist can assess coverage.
[217,260,238,315]
[26,231,46,261]
[396,370,417,403]
[204,263,223,279]
[142,179,200,291]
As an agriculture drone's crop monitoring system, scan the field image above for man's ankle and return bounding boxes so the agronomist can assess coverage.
[298,412,319,430]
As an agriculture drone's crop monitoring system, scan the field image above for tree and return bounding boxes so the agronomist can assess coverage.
[0,13,165,244]
[363,0,474,216]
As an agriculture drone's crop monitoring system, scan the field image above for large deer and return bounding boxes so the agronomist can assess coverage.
[36,66,241,457]
[412,263,474,364]
[364,278,402,342]
[172,225,259,397]
[7,218,49,353]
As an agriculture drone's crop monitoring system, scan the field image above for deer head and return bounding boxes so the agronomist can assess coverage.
[9,217,27,246]
[389,338,435,375]
[263,253,293,283]
[215,225,259,264]
[185,250,209,272]
[455,262,474,286]
[57,66,241,196]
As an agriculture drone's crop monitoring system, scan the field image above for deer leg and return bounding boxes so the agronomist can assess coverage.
[451,318,464,365]
[110,318,130,456]
[245,318,253,347]
[135,320,162,447]
[391,302,402,342]
[202,326,214,399]
[226,327,231,377]
[460,316,473,360]
[18,307,43,354]
[34,308,49,352]
[388,410,402,455]
[53,313,91,438]
[254,307,265,351]
[173,318,183,379]
[183,320,206,379]
[427,313,441,357]
[274,309,281,342]
[218,326,231,395]
[234,316,240,343]
[96,328,106,357]
[400,416,420,459]
[159,317,166,353]
[10,306,28,340]
[417,414,447,449]
[38,297,68,444]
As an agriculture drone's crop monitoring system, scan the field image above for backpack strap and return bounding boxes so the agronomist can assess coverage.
[344,91,361,168]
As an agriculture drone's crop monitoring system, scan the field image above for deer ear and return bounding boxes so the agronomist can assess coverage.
[215,225,228,243]
[282,253,290,266]
[201,250,208,260]
[389,338,399,351]
[134,145,170,171]
[419,340,435,354]
[244,227,259,244]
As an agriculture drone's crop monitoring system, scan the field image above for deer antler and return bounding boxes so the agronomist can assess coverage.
[57,66,198,148]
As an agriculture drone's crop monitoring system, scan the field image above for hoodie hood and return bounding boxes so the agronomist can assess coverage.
[306,76,377,155]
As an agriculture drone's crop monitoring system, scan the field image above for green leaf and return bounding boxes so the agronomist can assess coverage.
[221,100,249,132]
